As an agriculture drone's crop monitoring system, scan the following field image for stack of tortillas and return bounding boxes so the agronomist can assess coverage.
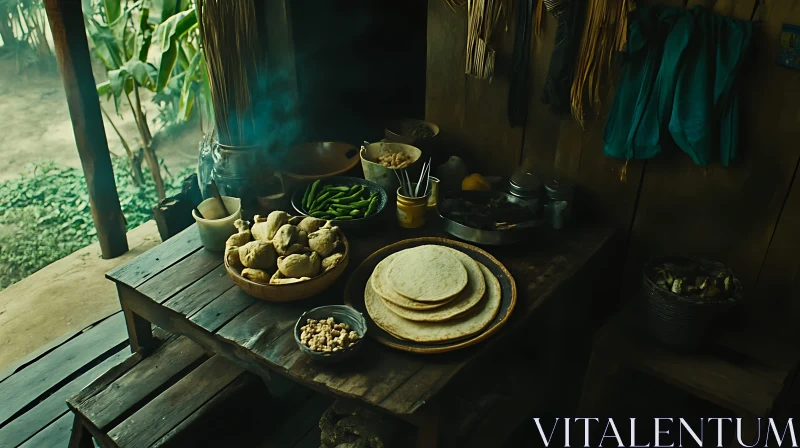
[364,245,502,344]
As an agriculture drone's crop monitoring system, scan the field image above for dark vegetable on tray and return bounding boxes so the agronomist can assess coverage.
[440,195,535,231]
[302,180,380,220]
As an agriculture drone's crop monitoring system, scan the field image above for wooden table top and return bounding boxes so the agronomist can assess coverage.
[107,219,614,419]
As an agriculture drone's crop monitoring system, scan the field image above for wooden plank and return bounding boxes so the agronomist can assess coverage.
[0,346,129,447]
[43,0,127,258]
[75,336,207,430]
[150,374,264,447]
[595,314,787,417]
[136,248,222,303]
[756,161,800,336]
[461,20,525,175]
[188,287,258,333]
[68,351,144,410]
[117,284,267,378]
[107,355,244,448]
[18,412,73,448]
[106,225,202,288]
[0,311,125,383]
[163,265,235,317]
[521,13,562,176]
[425,0,467,165]
[0,312,128,426]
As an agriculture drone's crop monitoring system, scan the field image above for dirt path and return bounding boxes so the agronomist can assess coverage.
[0,61,200,182]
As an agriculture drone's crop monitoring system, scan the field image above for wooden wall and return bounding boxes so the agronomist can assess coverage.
[425,0,800,331]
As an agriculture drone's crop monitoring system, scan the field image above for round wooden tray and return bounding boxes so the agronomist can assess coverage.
[343,237,517,354]
[225,236,350,302]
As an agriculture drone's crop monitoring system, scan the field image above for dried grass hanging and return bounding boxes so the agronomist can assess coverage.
[196,0,264,147]
[569,0,635,126]
[465,0,506,80]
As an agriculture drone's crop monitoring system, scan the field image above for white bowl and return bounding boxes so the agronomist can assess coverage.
[192,196,241,251]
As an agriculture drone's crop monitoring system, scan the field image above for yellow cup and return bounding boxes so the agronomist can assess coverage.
[396,187,429,228]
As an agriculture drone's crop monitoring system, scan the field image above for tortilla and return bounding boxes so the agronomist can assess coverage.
[385,245,468,302]
[364,263,502,343]
[370,253,452,310]
[381,255,488,322]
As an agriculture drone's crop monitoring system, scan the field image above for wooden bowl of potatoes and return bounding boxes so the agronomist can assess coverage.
[223,211,350,302]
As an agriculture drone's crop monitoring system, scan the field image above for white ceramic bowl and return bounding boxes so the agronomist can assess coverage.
[192,196,241,251]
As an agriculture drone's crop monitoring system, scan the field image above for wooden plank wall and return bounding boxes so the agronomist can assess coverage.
[425,0,800,332]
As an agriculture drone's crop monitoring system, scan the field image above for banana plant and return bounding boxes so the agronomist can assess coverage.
[84,0,208,200]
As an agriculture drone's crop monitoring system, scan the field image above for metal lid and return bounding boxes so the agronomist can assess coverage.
[508,172,542,198]
[544,178,575,199]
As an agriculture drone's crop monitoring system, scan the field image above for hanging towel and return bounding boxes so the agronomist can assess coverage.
[603,5,752,167]
[541,0,585,115]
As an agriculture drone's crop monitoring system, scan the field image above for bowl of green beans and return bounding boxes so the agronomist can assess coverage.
[292,176,388,229]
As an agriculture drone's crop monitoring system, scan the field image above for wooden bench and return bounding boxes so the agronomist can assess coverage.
[67,334,266,448]
[578,310,800,446]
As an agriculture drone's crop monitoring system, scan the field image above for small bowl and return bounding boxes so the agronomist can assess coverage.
[291,176,388,230]
[384,119,440,145]
[192,196,242,251]
[225,236,350,302]
[282,142,360,182]
[294,305,367,362]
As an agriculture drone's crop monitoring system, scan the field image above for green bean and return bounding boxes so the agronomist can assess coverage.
[302,185,312,209]
[331,187,365,204]
[313,191,345,212]
[325,186,351,192]
[310,210,329,218]
[334,215,354,220]
[350,209,362,217]
[365,196,378,216]
[307,180,321,205]
[309,191,332,211]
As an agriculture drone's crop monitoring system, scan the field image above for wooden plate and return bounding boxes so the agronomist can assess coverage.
[343,237,517,354]
[225,236,350,302]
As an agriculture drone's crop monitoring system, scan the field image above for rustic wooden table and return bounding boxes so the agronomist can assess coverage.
[106,219,615,447]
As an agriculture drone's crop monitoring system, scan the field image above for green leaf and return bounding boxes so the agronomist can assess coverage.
[126,60,158,90]
[153,10,197,92]
[149,0,179,23]
[135,7,154,62]
[103,0,122,25]
[84,17,123,69]
[179,51,201,119]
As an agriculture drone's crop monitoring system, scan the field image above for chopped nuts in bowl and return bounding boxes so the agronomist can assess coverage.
[294,305,367,362]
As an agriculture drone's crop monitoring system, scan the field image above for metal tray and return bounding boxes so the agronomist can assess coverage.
[437,190,540,246]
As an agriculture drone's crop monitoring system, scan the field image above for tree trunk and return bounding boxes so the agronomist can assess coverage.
[101,105,144,186]
[131,85,165,200]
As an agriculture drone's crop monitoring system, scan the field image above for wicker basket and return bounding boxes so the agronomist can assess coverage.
[639,256,743,347]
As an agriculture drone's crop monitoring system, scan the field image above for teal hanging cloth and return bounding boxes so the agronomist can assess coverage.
[603,5,752,167]
[668,6,752,166]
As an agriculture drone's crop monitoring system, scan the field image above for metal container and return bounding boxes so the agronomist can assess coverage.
[396,186,430,228]
[543,178,575,229]
[438,191,540,245]
[360,142,422,193]
[508,171,542,200]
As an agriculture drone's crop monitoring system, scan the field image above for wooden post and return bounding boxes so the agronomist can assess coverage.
[44,0,128,258]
